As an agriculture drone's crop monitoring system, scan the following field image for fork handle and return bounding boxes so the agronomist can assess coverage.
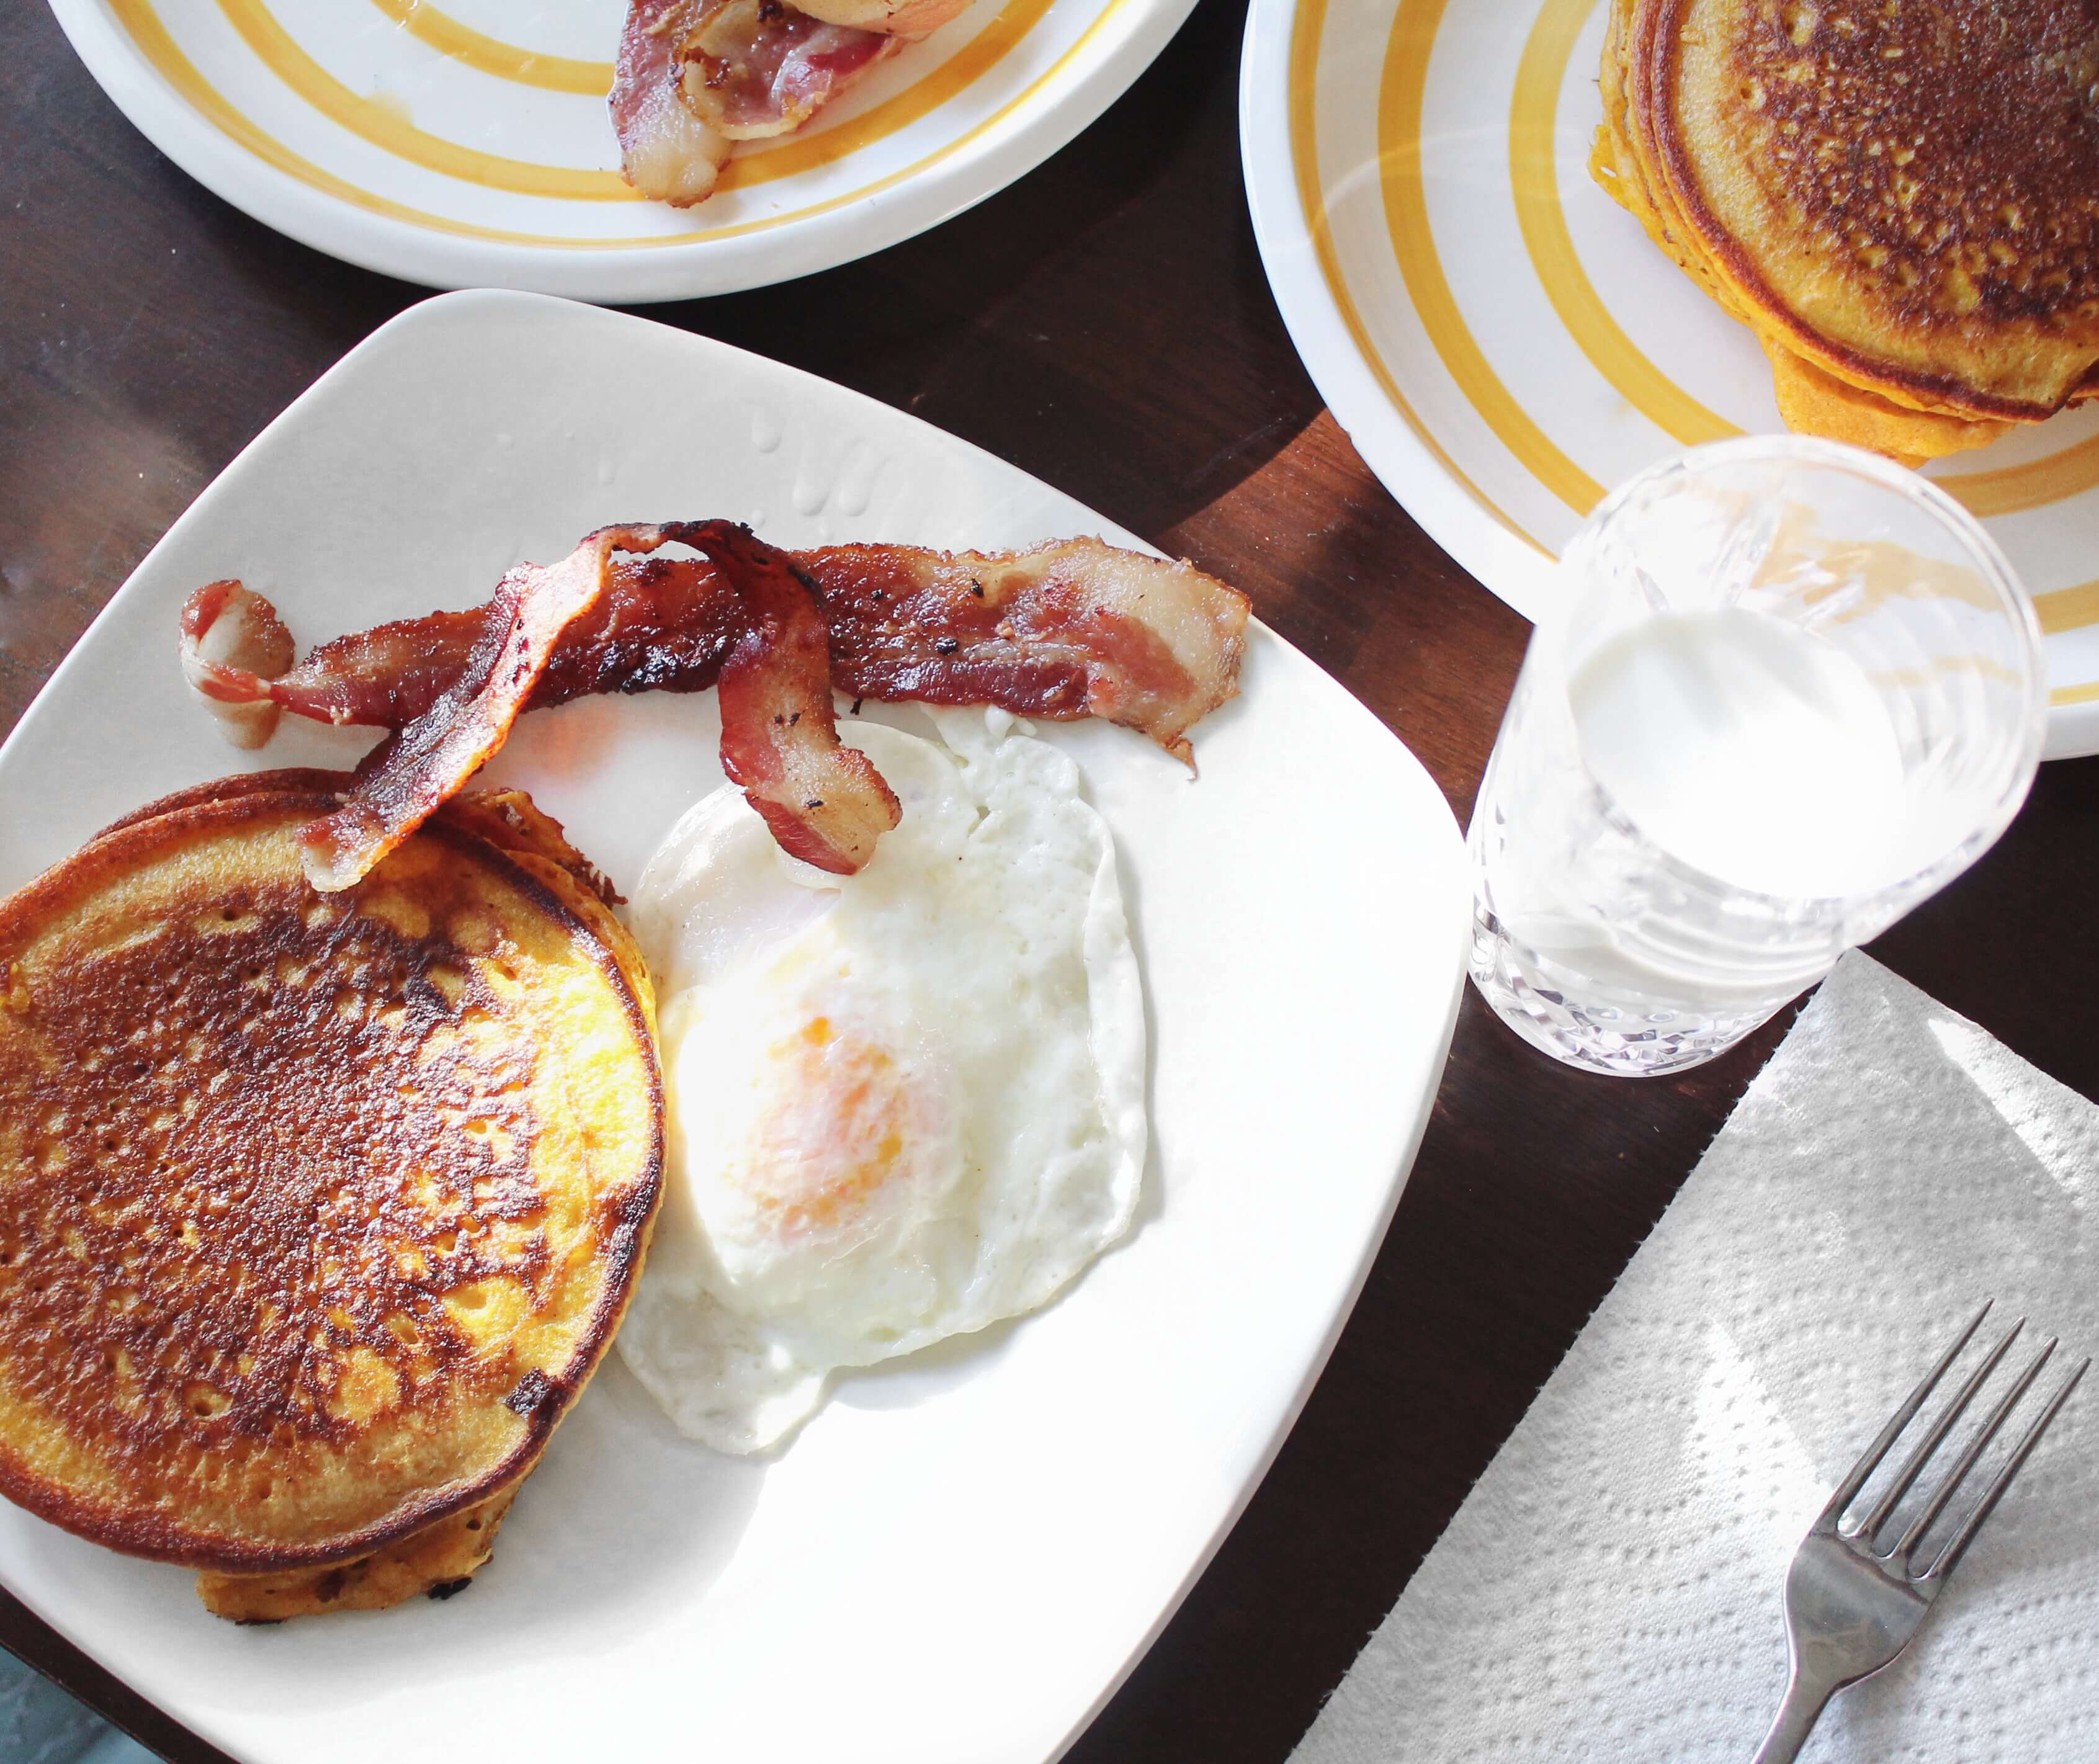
[1750,1667,1840,1764]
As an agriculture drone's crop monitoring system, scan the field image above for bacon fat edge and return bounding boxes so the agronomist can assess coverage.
[611,0,731,205]
[612,0,895,204]
[180,580,296,751]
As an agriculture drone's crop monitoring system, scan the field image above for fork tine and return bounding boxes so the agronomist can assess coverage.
[1889,1337,2054,1563]
[1820,1299,1993,1523]
[1923,1356,2090,1585]
[1851,1315,2025,1544]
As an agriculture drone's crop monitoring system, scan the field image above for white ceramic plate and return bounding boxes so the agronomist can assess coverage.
[1240,0,2099,761]
[45,0,1196,300]
[0,292,1467,1764]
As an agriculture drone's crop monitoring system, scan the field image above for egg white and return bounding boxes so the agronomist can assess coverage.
[617,710,1145,1453]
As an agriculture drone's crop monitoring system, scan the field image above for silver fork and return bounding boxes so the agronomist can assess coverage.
[1751,1300,2089,1763]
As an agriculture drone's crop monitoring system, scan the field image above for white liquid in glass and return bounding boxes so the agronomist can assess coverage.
[1483,607,1945,1015]
[1569,607,1907,900]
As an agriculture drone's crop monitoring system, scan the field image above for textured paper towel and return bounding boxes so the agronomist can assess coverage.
[1295,952,2099,1763]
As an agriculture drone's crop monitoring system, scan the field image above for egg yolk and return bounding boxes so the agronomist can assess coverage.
[732,1017,921,1240]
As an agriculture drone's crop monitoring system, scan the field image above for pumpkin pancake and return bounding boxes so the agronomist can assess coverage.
[80,769,656,1616]
[0,787,661,1580]
[1598,0,2099,459]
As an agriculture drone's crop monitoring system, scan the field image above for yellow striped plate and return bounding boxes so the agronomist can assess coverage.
[1242,0,2099,759]
[48,0,1197,301]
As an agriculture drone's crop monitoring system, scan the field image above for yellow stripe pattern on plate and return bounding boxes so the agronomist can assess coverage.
[364,0,611,96]
[1287,0,1547,554]
[1495,0,2099,522]
[109,0,1078,245]
[1322,0,2099,550]
[1379,0,1606,517]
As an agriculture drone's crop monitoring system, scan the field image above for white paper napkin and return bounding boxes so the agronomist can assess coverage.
[1294,952,2099,1763]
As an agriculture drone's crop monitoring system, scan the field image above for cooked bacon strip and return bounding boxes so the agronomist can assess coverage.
[184,539,1248,764]
[663,522,900,873]
[612,0,731,206]
[300,527,645,893]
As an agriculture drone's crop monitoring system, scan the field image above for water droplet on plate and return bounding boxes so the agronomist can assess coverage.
[834,441,881,517]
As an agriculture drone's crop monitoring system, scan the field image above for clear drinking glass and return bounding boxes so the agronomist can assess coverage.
[1468,437,2048,1077]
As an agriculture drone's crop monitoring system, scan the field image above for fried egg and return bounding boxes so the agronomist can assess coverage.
[617,710,1145,1453]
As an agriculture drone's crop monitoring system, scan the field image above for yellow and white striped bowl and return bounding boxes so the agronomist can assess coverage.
[50,0,1196,302]
[1242,0,2099,759]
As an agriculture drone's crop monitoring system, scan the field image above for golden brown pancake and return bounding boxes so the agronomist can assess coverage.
[89,771,656,1616]
[1598,0,2099,459]
[0,787,661,1583]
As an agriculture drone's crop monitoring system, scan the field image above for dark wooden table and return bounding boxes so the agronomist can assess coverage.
[5,2,2095,1758]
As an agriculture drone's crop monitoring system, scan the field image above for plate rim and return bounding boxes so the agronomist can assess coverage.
[0,288,1471,1764]
[1237,0,2099,763]
[44,0,1201,302]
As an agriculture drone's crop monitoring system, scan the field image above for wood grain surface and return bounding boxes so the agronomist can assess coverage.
[4,2,2095,1759]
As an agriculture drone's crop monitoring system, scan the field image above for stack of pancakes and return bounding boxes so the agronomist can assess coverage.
[1596,0,2099,464]
[0,772,660,1619]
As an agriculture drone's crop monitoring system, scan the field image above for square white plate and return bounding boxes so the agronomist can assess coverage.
[0,291,1467,1764]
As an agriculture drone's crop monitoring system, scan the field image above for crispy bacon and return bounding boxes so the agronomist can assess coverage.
[300,527,646,893]
[184,538,1249,765]
[182,530,1246,887]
